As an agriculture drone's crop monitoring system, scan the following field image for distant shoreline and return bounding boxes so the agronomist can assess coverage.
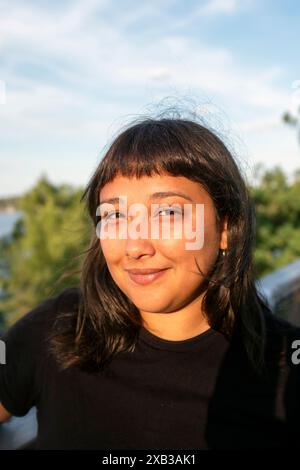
[0,207,18,214]
[0,196,20,213]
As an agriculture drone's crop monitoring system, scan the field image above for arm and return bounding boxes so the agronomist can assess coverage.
[0,292,64,421]
[0,402,12,423]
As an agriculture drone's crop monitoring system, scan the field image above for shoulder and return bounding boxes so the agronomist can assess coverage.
[264,310,300,334]
[264,311,300,341]
[263,311,300,366]
[0,287,81,417]
[52,286,81,313]
[1,287,81,355]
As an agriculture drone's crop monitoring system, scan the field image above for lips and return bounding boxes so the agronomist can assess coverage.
[125,268,168,275]
[125,268,169,285]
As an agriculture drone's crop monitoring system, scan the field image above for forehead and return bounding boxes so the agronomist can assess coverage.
[99,174,211,202]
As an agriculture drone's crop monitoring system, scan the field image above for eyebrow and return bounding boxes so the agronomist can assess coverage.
[99,191,194,205]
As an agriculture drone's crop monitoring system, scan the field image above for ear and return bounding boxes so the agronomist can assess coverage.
[219,216,228,250]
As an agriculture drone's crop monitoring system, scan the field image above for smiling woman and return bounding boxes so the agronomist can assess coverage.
[0,116,300,450]
[98,173,225,341]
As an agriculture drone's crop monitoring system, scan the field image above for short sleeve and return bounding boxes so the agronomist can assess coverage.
[0,295,59,417]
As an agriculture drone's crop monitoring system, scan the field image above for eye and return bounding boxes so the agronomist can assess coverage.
[101,211,125,221]
[157,208,182,217]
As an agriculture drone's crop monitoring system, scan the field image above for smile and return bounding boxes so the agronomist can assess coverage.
[126,268,169,285]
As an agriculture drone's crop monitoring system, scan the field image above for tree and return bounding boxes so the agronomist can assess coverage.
[250,165,300,277]
[2,167,300,326]
[0,176,91,326]
[282,105,300,145]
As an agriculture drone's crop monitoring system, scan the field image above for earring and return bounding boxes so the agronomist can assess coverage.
[221,249,226,257]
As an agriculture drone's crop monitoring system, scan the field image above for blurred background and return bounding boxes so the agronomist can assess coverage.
[1,0,300,329]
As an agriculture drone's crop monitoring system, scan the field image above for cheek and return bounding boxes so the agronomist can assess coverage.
[175,219,219,272]
[100,240,125,288]
[100,238,124,264]
[203,222,220,253]
[162,238,203,267]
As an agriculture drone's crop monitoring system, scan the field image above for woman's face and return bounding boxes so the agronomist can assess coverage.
[99,173,227,316]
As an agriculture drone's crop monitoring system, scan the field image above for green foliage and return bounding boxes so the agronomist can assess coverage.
[0,176,91,326]
[251,165,300,277]
[282,106,300,144]
[1,165,300,328]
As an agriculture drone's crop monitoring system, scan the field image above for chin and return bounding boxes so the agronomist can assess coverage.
[130,299,172,313]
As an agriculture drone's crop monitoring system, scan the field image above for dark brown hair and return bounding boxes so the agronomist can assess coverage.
[50,116,271,373]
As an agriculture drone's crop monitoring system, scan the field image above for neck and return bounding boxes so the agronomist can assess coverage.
[140,296,210,341]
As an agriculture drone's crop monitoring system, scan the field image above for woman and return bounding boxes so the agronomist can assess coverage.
[0,117,299,449]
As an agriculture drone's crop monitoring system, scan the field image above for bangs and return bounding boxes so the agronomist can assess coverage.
[98,119,198,188]
[83,118,224,222]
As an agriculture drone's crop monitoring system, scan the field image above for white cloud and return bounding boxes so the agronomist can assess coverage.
[168,0,254,29]
[200,0,239,16]
[0,2,288,113]
[0,0,298,196]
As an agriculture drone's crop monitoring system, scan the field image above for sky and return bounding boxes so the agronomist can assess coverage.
[0,0,300,197]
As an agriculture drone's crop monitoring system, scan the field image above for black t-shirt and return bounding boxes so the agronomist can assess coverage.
[0,287,300,450]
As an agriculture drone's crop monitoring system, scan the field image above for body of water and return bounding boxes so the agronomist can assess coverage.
[0,212,23,299]
[0,211,23,238]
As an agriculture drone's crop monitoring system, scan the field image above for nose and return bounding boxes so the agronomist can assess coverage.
[124,210,156,259]
[125,237,156,259]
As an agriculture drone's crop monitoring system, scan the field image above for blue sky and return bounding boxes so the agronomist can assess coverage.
[0,0,300,197]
